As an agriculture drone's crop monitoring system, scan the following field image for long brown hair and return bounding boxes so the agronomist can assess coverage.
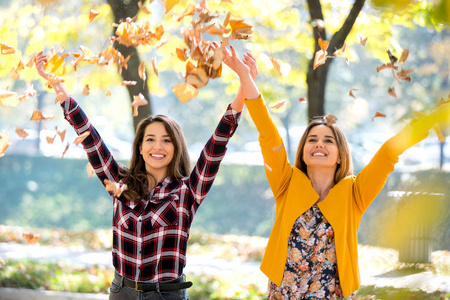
[120,115,190,201]
[294,117,353,184]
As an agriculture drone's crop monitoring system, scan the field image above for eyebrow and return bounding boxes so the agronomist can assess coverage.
[307,134,335,139]
[145,134,171,137]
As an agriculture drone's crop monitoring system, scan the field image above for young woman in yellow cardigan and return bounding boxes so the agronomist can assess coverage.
[237,53,450,299]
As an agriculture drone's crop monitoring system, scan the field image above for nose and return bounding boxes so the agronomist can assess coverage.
[153,140,163,150]
[315,140,324,148]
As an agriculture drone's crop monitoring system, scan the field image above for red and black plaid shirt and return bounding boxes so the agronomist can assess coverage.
[62,98,241,282]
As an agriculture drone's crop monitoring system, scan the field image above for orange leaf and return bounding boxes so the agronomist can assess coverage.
[46,135,56,144]
[0,130,11,157]
[398,49,409,64]
[269,100,286,110]
[87,163,95,178]
[15,127,29,139]
[57,129,66,142]
[89,9,100,23]
[176,47,188,62]
[325,114,337,126]
[121,80,137,86]
[0,89,19,107]
[138,62,146,85]
[313,49,328,70]
[371,111,386,121]
[1,42,15,55]
[388,87,397,98]
[228,19,253,40]
[44,52,68,76]
[318,38,329,51]
[358,34,367,46]
[22,232,40,244]
[151,57,158,76]
[73,131,90,146]
[82,84,90,96]
[61,142,70,159]
[30,110,55,122]
[26,54,36,68]
[349,88,358,98]
[299,97,307,102]
[269,57,282,78]
[10,60,25,80]
[131,93,149,117]
[104,179,127,197]
[164,0,181,13]
[106,91,111,96]
[172,83,198,103]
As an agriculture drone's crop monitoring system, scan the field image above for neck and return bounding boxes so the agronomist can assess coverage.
[307,167,336,202]
[147,171,167,190]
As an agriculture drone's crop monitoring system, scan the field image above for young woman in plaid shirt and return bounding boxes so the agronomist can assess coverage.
[35,44,259,300]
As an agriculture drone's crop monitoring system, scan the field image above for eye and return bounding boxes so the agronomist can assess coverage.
[164,139,172,143]
[307,138,317,143]
[145,137,154,142]
[325,139,334,143]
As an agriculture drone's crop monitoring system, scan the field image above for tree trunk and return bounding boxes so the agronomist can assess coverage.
[306,0,366,121]
[107,0,152,132]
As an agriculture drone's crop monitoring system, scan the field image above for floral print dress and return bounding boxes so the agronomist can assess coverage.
[268,204,355,300]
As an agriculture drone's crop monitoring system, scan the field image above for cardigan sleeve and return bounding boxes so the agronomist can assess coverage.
[245,96,293,202]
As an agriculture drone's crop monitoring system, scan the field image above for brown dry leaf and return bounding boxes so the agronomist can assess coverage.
[106,91,111,96]
[22,232,40,244]
[104,179,127,197]
[131,93,149,117]
[396,68,414,82]
[121,80,137,86]
[325,114,337,126]
[0,130,11,157]
[175,3,196,21]
[333,42,346,56]
[270,100,286,110]
[358,34,367,46]
[376,62,398,72]
[10,60,25,80]
[176,47,188,61]
[89,9,100,23]
[30,111,55,123]
[138,62,146,85]
[46,135,56,144]
[349,88,358,98]
[151,57,159,76]
[62,142,70,159]
[113,17,165,48]
[1,42,15,55]
[299,97,307,102]
[270,57,282,78]
[371,111,386,121]
[15,127,29,139]
[74,131,90,146]
[388,87,397,98]
[186,66,209,88]
[57,129,66,142]
[87,163,95,179]
[313,49,328,70]
[138,1,151,15]
[82,84,90,96]
[172,83,198,103]
[207,24,231,36]
[398,49,409,64]
[0,89,19,107]
[387,50,398,64]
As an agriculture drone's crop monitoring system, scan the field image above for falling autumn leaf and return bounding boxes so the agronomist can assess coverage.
[30,111,55,123]
[228,19,253,40]
[318,38,330,51]
[164,0,181,13]
[270,57,282,78]
[106,91,111,96]
[26,54,36,68]
[121,80,137,86]
[131,93,149,117]
[62,142,70,158]
[333,42,347,56]
[398,49,409,64]
[299,97,307,102]
[89,9,100,23]
[388,87,397,98]
[57,129,66,142]
[1,42,15,55]
[269,100,286,110]
[371,111,386,121]
[104,179,127,197]
[22,232,40,244]
[172,83,198,103]
[176,47,188,62]
[82,84,90,96]
[138,62,146,86]
[44,52,68,76]
[15,127,29,140]
[0,90,19,107]
[10,61,25,80]
[349,88,358,98]
[151,57,158,76]
[46,135,56,144]
[358,34,367,46]
[74,131,90,146]
[313,50,328,70]
[0,130,11,157]
[87,163,95,178]
[325,114,337,126]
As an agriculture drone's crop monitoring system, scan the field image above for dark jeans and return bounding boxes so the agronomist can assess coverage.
[109,274,190,300]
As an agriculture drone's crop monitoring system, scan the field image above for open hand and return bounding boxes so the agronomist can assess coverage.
[35,51,52,80]
[211,42,258,81]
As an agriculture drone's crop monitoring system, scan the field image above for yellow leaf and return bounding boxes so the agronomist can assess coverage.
[172,83,198,103]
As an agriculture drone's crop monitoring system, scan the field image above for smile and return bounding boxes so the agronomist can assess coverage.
[312,152,326,157]
[150,154,166,159]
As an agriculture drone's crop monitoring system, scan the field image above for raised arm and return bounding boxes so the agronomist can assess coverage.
[353,102,450,213]
[35,51,122,191]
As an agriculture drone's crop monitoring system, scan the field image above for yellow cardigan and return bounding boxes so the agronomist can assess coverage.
[245,96,401,297]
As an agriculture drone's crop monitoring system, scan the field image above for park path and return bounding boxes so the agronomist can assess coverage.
[0,242,450,298]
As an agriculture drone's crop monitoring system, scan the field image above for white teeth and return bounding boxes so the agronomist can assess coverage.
[151,154,164,158]
[312,153,325,157]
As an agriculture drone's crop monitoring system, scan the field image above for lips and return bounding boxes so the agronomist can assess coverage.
[150,153,166,159]
[311,151,326,157]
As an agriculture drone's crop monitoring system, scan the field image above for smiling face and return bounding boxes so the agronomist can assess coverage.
[139,121,174,181]
[302,125,341,169]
